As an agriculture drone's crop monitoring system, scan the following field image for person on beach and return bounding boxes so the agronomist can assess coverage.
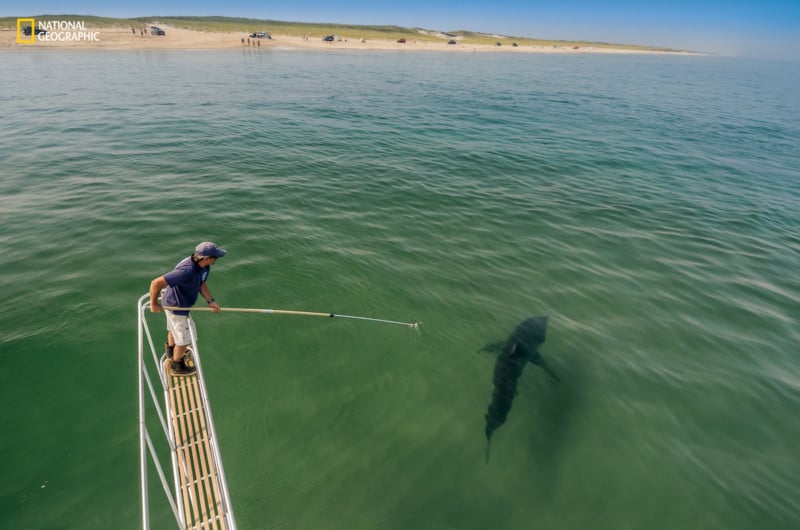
[149,242,225,376]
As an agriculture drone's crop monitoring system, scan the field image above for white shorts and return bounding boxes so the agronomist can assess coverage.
[165,311,195,346]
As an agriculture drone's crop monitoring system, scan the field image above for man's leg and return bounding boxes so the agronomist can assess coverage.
[165,331,175,359]
[173,344,188,362]
[165,312,196,376]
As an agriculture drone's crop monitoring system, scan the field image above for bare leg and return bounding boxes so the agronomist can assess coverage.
[173,344,188,362]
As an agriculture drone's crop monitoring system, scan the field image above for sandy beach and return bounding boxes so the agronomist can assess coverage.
[1,23,698,55]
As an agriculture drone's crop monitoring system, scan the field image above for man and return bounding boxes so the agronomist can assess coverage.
[149,242,226,376]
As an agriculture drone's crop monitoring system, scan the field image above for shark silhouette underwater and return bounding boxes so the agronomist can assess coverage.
[481,316,559,462]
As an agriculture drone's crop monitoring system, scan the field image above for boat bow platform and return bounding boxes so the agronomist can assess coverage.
[137,294,237,529]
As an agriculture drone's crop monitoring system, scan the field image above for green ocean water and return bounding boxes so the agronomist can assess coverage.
[1,49,799,529]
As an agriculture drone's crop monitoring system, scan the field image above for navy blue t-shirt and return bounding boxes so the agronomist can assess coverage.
[162,256,210,315]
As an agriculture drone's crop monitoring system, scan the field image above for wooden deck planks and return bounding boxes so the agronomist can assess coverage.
[165,358,229,530]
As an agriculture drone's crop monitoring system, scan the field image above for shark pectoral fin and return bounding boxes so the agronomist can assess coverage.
[540,361,560,384]
[530,354,560,384]
[545,366,560,385]
[479,341,504,354]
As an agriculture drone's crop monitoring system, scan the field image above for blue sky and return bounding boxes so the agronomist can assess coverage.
[5,1,800,59]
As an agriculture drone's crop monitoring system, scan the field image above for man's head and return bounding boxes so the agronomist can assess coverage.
[194,241,226,265]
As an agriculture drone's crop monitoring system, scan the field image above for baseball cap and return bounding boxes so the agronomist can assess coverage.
[195,241,226,258]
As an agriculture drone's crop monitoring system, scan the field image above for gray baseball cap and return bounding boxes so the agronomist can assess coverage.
[195,241,226,258]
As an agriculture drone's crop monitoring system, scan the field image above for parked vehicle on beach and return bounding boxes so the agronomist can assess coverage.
[397,38,406,43]
[447,40,457,45]
[150,26,165,36]
[323,35,335,42]
[250,31,270,39]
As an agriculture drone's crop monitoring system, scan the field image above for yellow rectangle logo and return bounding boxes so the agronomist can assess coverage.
[17,18,35,44]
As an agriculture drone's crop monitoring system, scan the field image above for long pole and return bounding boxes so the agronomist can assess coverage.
[161,306,420,329]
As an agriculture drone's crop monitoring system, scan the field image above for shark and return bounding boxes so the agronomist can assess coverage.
[482,316,559,462]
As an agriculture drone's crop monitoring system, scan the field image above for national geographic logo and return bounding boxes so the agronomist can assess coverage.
[16,18,34,44]
[16,18,100,44]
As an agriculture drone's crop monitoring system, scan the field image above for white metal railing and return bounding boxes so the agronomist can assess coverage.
[137,293,237,530]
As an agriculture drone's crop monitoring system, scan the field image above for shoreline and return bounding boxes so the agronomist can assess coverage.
[0,24,703,55]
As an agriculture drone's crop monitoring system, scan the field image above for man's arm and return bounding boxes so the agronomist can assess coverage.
[149,276,168,312]
[199,283,221,313]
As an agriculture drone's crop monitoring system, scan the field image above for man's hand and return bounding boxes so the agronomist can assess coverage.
[209,300,221,313]
[150,302,163,313]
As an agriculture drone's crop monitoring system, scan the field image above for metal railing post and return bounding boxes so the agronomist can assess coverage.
[138,297,149,530]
